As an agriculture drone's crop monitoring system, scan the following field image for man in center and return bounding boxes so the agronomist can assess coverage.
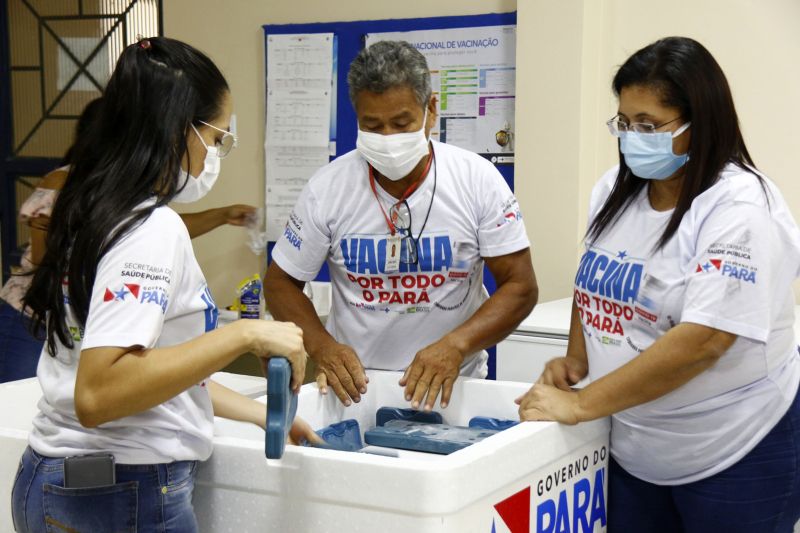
[265,40,537,410]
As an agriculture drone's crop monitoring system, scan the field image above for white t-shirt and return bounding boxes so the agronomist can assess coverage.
[272,141,529,374]
[578,164,800,485]
[29,202,219,464]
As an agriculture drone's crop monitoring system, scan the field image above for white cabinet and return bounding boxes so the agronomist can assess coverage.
[496,298,571,383]
[496,333,567,383]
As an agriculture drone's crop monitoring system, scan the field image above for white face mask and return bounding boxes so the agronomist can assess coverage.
[173,125,221,203]
[356,108,430,181]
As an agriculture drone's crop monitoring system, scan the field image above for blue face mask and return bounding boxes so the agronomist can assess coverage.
[620,122,691,180]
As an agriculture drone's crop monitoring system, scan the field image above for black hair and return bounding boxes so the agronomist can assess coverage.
[25,37,229,356]
[60,97,104,167]
[588,36,761,250]
[347,40,432,109]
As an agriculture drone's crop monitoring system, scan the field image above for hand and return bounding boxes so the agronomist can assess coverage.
[312,341,368,406]
[537,356,588,391]
[26,214,51,231]
[240,320,306,393]
[515,383,583,425]
[221,204,257,227]
[288,416,323,446]
[399,337,463,411]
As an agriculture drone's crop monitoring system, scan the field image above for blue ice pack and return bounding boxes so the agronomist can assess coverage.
[364,420,499,455]
[375,407,443,427]
[314,419,363,452]
[265,358,297,459]
[468,417,519,431]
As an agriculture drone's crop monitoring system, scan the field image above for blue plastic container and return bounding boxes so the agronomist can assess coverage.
[468,416,519,431]
[375,406,443,427]
[265,358,297,459]
[364,420,498,455]
[314,419,363,451]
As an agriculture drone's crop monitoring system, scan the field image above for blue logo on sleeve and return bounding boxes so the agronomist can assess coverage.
[283,225,303,250]
[200,286,218,332]
[140,289,169,313]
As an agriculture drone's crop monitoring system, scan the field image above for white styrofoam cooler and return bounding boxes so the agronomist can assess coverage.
[0,372,610,533]
[197,371,609,533]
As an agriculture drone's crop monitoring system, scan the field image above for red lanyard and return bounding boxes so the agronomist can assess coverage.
[368,149,434,235]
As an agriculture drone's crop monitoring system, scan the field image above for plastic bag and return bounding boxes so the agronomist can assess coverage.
[245,207,268,255]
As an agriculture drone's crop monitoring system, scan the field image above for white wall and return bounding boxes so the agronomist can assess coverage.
[163,0,516,306]
[517,0,800,302]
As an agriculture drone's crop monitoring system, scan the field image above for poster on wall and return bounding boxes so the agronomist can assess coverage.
[366,25,516,163]
[264,33,335,241]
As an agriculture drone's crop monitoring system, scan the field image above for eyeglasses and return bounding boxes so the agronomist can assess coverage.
[389,200,418,265]
[606,115,683,137]
[195,120,238,158]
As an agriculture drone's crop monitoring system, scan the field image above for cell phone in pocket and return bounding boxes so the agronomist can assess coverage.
[63,454,116,488]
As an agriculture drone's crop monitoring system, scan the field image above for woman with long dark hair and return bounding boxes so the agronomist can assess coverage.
[0,98,255,384]
[11,37,315,532]
[517,37,800,531]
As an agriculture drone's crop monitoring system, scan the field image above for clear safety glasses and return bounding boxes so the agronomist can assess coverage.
[197,120,238,158]
[606,115,687,137]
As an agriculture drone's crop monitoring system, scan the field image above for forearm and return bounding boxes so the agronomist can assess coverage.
[76,321,253,426]
[180,208,225,238]
[29,227,47,265]
[208,380,266,428]
[445,276,537,356]
[576,323,734,421]
[565,298,589,365]
[264,268,333,357]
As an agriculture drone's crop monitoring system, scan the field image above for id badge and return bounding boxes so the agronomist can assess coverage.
[385,234,401,272]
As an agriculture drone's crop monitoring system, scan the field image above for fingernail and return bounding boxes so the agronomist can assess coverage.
[412,401,419,409]
[360,387,366,394]
[441,402,448,408]
[354,397,360,403]
[405,395,411,401]
[345,400,351,407]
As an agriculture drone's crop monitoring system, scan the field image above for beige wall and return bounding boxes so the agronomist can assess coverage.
[163,0,516,306]
[518,0,800,302]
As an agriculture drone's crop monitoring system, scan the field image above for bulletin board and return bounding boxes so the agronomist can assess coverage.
[263,12,517,379]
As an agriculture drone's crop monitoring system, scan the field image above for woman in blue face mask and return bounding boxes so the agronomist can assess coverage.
[516,36,800,532]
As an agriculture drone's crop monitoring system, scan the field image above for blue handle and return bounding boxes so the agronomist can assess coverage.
[265,357,298,459]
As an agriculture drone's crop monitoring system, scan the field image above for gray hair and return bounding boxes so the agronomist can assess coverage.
[347,40,432,109]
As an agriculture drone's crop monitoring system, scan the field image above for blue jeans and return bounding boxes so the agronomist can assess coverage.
[0,300,44,382]
[11,447,199,533]
[608,386,800,532]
